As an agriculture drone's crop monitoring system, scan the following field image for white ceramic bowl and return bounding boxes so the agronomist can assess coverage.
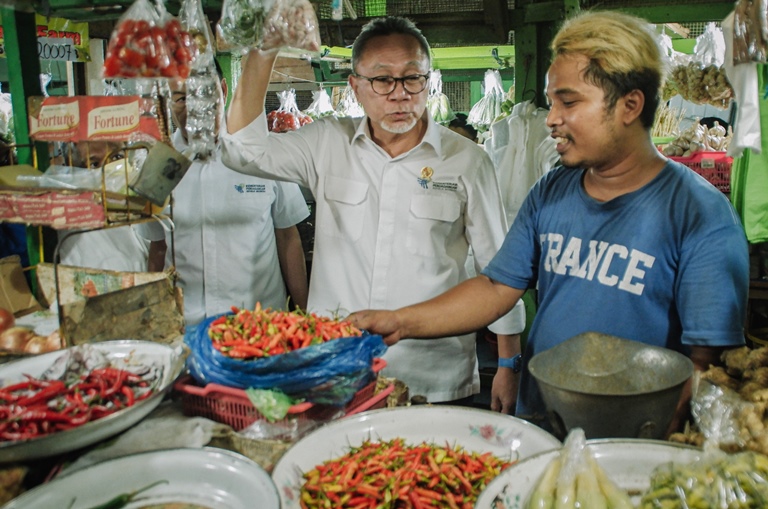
[0,340,186,463]
[475,438,703,509]
[271,405,562,509]
[1,447,279,509]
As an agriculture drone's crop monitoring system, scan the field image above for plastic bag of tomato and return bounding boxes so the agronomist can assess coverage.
[103,0,197,79]
[267,88,311,133]
[184,303,387,406]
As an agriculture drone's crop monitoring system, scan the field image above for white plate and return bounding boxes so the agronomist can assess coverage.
[1,447,279,509]
[271,405,561,508]
[0,340,186,463]
[475,438,703,509]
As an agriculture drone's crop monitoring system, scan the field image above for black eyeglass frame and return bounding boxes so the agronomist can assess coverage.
[352,72,432,95]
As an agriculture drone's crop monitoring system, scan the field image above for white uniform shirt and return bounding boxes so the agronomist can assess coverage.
[144,131,309,326]
[58,227,149,272]
[222,114,525,402]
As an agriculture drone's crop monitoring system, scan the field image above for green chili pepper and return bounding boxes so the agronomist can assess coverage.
[83,479,168,509]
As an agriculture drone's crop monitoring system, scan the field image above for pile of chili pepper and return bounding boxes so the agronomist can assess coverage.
[0,367,155,441]
[300,438,514,509]
[208,303,363,359]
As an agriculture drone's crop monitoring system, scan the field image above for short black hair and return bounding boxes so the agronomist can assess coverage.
[448,113,478,141]
[351,16,431,73]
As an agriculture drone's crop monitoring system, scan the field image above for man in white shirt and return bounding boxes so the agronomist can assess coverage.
[57,141,150,272]
[222,16,525,408]
[143,64,310,327]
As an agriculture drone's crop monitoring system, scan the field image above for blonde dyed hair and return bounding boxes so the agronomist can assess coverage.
[551,11,664,129]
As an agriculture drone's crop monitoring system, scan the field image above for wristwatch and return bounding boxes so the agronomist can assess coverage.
[498,353,523,373]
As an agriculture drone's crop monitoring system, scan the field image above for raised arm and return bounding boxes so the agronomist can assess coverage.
[227,49,279,134]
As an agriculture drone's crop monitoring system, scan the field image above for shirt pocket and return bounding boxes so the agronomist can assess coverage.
[322,175,369,240]
[407,194,461,257]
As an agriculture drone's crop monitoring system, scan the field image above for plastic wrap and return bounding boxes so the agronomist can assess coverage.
[467,69,505,132]
[185,313,387,405]
[426,69,455,125]
[525,428,633,509]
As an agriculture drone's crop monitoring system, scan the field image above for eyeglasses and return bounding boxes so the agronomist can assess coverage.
[353,72,431,95]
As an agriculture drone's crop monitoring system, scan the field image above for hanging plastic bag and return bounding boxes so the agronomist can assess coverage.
[303,88,336,120]
[218,0,275,54]
[467,69,505,133]
[260,0,321,54]
[184,312,387,405]
[335,85,364,118]
[179,0,223,160]
[103,0,196,79]
[733,0,768,64]
[268,89,310,132]
[426,70,455,125]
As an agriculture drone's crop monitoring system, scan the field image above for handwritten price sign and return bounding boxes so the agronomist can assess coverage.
[37,37,78,61]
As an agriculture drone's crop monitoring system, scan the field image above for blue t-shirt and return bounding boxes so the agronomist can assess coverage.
[483,161,749,423]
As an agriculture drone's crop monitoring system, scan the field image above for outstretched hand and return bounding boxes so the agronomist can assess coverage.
[348,310,403,346]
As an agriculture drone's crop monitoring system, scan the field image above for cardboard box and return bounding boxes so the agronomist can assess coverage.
[33,264,185,346]
[0,255,44,317]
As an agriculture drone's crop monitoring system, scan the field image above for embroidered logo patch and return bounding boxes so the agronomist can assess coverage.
[417,166,434,189]
[234,183,266,194]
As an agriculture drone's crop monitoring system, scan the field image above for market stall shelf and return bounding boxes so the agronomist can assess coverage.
[0,340,185,463]
[271,405,562,509]
[0,447,279,509]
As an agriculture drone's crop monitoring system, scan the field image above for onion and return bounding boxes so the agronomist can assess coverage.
[0,327,34,353]
[44,330,63,352]
[0,308,14,335]
[23,336,47,354]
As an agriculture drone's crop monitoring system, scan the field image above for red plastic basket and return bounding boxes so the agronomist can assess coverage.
[670,151,732,193]
[173,358,387,430]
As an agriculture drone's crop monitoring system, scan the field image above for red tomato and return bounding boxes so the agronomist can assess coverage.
[0,308,13,335]
[177,63,190,79]
[118,46,144,69]
[174,47,190,64]
[103,55,122,77]
[134,19,150,35]
[161,61,179,78]
[165,19,182,38]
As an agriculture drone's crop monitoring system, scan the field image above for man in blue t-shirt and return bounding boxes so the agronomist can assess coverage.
[350,10,749,435]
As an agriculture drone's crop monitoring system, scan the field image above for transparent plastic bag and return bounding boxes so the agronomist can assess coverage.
[268,88,310,132]
[218,0,275,54]
[260,0,321,53]
[103,0,195,79]
[180,0,222,160]
[303,88,336,120]
[733,0,768,64]
[525,428,633,509]
[638,376,768,508]
[426,70,455,125]
[335,85,364,118]
[467,69,505,132]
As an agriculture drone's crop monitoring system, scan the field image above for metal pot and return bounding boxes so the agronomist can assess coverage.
[529,331,693,440]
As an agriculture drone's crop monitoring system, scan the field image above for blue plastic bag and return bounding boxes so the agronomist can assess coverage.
[185,313,387,405]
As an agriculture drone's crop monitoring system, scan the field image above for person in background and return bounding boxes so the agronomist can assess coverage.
[222,16,525,408]
[447,113,479,143]
[141,61,309,327]
[350,10,749,434]
[57,141,150,272]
